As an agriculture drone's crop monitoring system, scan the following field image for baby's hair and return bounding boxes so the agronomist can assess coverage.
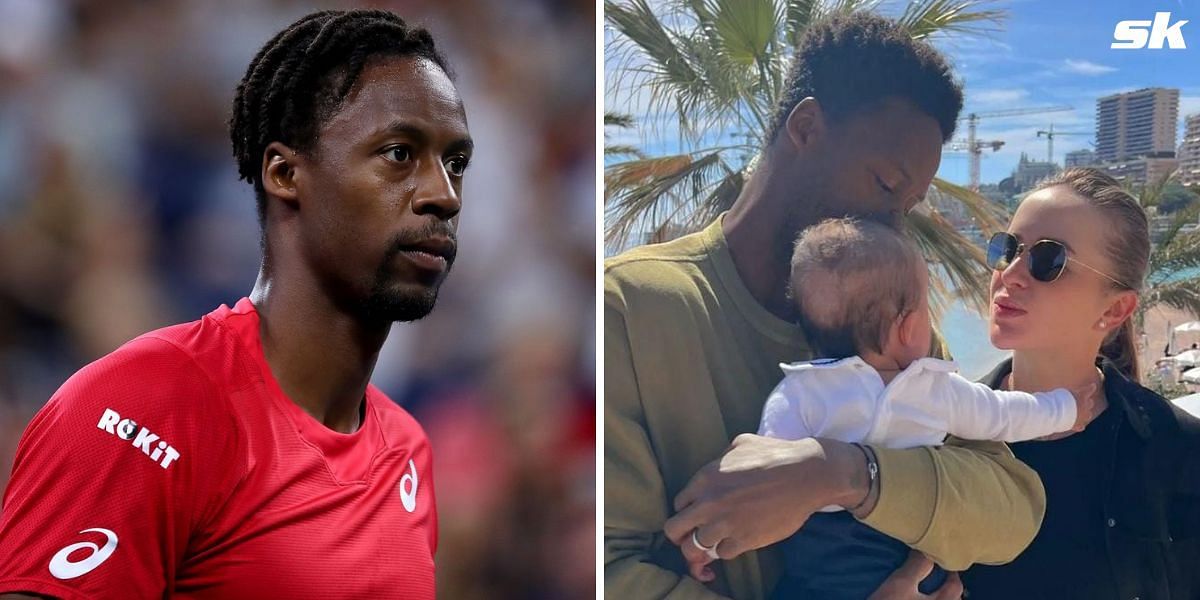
[789,217,924,358]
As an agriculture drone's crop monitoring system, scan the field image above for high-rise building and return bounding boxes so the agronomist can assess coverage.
[1064,149,1097,168]
[1181,113,1200,188]
[1095,88,1179,162]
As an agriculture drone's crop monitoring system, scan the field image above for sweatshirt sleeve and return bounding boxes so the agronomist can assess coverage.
[604,293,730,600]
[861,437,1047,571]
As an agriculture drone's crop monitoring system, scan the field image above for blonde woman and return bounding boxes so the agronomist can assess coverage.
[962,168,1200,599]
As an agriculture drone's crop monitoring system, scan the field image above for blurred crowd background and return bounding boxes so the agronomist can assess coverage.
[0,0,595,598]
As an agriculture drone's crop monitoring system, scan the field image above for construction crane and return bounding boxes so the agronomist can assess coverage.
[1036,123,1090,165]
[956,106,1073,190]
[947,138,1004,184]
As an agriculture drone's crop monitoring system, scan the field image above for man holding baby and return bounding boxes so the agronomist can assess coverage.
[604,10,1200,600]
[606,12,1031,599]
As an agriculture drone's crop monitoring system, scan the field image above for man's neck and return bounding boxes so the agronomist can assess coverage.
[249,269,390,434]
[722,156,819,320]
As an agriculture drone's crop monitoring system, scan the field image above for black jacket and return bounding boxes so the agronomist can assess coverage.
[961,358,1200,600]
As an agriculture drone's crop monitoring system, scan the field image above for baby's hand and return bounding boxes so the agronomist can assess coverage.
[1068,381,1103,432]
[1036,381,1102,441]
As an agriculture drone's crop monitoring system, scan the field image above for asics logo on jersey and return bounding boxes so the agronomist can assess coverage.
[96,408,181,469]
[399,459,419,512]
[49,528,118,580]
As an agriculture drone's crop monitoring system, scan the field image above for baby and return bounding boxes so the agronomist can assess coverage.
[685,217,1096,599]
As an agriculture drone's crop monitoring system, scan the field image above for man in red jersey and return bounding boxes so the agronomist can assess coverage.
[0,9,470,599]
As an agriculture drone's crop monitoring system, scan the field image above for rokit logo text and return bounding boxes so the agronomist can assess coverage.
[97,408,181,469]
[1112,12,1188,49]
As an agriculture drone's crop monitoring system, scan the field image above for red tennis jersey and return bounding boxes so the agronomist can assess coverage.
[0,298,437,599]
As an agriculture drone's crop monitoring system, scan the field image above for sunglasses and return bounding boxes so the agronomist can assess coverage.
[986,232,1128,287]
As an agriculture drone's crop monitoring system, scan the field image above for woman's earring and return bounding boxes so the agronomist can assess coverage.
[1099,322,1107,329]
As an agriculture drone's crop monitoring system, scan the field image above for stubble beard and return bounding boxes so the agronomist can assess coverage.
[356,258,454,325]
[356,224,458,324]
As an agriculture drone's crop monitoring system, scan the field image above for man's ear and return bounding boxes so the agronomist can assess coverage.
[783,97,825,153]
[261,142,300,205]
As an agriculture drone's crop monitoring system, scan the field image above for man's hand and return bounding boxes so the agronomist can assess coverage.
[663,435,868,565]
[868,551,962,600]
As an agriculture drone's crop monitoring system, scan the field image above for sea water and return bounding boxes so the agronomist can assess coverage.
[940,301,1011,382]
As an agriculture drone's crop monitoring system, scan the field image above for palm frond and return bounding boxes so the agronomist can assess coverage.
[821,0,885,18]
[1143,280,1200,321]
[604,150,737,248]
[1147,203,1200,281]
[1133,168,1200,325]
[1134,168,1177,208]
[605,0,717,140]
[605,1,698,89]
[905,209,992,318]
[1149,232,1200,285]
[782,0,820,46]
[928,177,1010,235]
[604,111,644,158]
[895,0,1005,40]
[606,144,646,159]
[704,0,780,66]
[604,112,638,128]
[672,33,766,134]
[685,168,747,232]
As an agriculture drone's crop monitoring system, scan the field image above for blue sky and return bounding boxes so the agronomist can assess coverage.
[936,0,1199,184]
[604,0,1200,186]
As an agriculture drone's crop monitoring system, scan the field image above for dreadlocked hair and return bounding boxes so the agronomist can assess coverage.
[229,9,450,225]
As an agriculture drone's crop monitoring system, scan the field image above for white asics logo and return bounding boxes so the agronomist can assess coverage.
[49,528,118,580]
[399,459,419,513]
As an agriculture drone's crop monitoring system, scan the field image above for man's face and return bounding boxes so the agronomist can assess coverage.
[294,55,471,324]
[794,98,945,230]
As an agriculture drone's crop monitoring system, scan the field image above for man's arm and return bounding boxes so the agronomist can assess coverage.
[862,437,1045,570]
[604,298,728,599]
[0,337,241,598]
[663,434,1045,573]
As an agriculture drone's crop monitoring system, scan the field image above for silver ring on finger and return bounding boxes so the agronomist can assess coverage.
[691,529,721,561]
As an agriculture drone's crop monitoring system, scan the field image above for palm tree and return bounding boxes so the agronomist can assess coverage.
[1137,172,1200,325]
[1131,171,1200,391]
[604,112,645,159]
[604,0,1011,315]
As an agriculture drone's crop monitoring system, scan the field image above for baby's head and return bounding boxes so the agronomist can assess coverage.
[789,217,931,366]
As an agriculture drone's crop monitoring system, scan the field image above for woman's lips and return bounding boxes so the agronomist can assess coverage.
[993,300,1026,319]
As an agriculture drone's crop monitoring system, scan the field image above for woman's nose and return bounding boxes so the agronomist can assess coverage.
[999,253,1031,289]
